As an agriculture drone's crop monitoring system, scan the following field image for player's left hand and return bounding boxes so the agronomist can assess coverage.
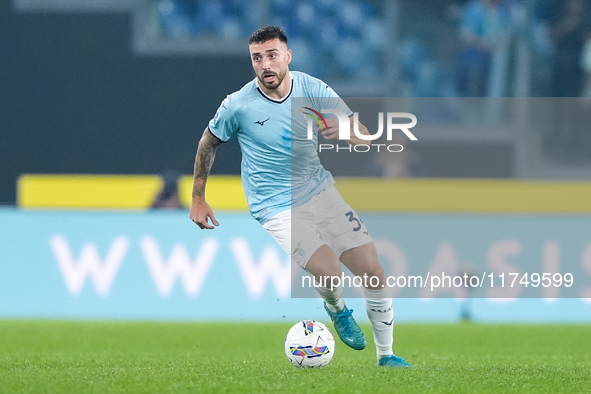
[190,198,219,230]
[319,118,339,140]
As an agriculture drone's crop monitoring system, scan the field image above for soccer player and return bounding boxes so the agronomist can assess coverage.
[190,26,410,368]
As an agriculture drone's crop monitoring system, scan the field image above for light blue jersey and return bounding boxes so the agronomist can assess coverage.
[208,71,351,224]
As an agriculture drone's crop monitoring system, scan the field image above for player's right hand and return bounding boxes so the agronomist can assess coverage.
[189,199,220,229]
[319,117,340,140]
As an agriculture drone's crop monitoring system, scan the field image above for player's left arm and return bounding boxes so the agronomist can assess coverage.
[319,116,371,146]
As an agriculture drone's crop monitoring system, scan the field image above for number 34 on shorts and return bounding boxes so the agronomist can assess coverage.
[344,211,365,233]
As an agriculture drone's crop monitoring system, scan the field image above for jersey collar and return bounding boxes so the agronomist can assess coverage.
[255,72,293,104]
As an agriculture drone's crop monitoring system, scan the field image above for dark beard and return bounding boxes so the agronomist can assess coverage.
[259,72,284,90]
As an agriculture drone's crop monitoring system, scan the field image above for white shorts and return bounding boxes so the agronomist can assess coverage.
[262,185,373,268]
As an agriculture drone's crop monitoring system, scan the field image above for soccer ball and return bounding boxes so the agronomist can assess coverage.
[284,320,335,368]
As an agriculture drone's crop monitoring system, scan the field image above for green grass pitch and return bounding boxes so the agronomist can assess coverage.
[0,320,589,393]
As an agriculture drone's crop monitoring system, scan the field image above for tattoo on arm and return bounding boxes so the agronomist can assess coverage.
[192,128,222,198]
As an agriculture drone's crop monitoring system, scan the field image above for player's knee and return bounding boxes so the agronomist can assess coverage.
[365,264,385,283]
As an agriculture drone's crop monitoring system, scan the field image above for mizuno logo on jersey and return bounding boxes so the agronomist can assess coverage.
[254,118,270,126]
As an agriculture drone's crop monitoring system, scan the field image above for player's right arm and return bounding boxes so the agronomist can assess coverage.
[189,127,223,229]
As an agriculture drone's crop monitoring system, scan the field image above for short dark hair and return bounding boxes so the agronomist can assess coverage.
[249,26,288,45]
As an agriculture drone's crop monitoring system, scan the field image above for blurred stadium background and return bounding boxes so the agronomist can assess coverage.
[2,0,591,325]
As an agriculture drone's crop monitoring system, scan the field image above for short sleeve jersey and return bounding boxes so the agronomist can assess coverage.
[208,71,351,223]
